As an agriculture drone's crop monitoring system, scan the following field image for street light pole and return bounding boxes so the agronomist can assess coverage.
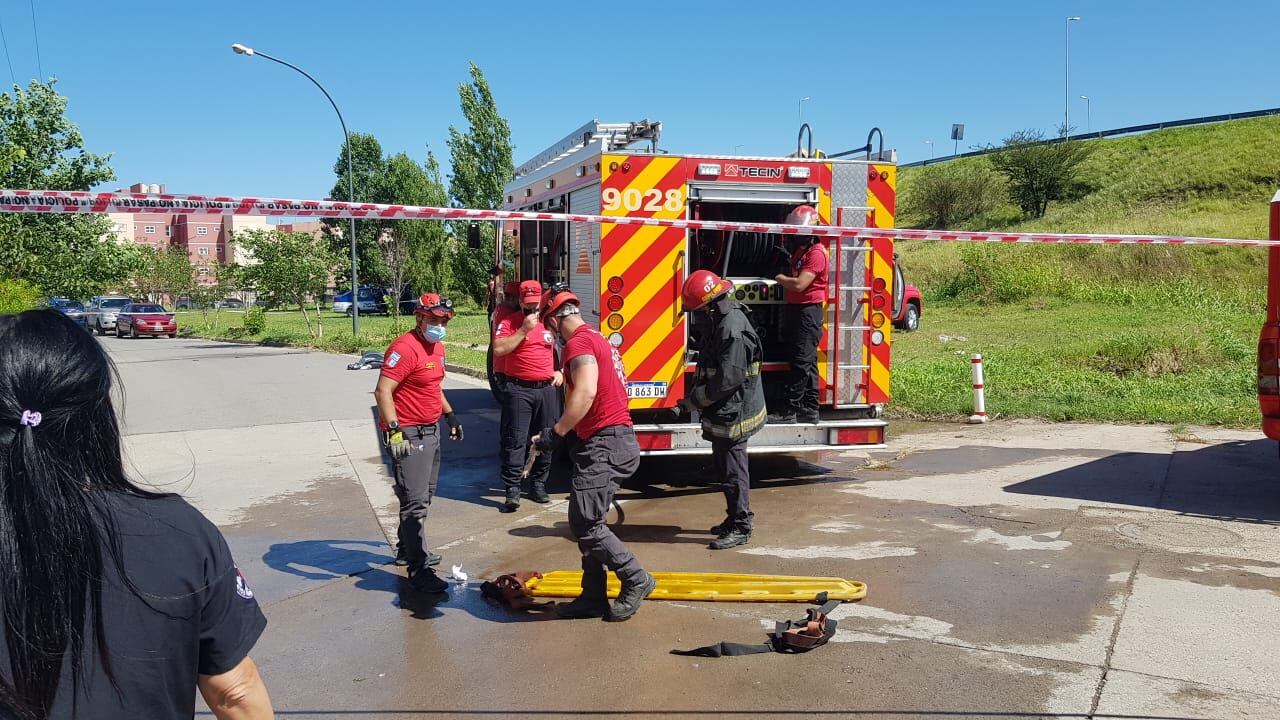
[924,140,934,160]
[231,43,360,338]
[1065,16,1081,140]
[1080,95,1091,133]
[798,96,810,123]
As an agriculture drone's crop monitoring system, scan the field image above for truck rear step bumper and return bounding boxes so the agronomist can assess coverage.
[633,419,886,455]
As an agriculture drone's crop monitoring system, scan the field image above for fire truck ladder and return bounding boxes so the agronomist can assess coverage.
[835,238,874,408]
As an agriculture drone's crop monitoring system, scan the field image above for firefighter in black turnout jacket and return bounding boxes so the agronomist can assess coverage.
[680,270,767,549]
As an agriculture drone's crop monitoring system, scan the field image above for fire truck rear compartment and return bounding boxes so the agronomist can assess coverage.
[687,200,804,410]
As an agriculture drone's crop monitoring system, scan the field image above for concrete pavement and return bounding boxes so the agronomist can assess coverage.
[107,334,1280,719]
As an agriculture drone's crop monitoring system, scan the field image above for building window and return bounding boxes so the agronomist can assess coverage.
[198,267,210,276]
[197,226,209,236]
[165,226,172,236]
[144,225,155,234]
[198,247,210,256]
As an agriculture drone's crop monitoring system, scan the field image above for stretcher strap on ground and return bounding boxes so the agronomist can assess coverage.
[1,189,1275,247]
[524,571,866,602]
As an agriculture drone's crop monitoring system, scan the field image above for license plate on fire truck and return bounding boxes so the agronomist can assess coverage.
[626,382,668,399]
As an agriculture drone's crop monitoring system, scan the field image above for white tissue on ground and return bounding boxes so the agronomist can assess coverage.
[451,565,468,584]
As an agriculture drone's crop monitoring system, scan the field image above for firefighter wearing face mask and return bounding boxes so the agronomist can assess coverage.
[679,270,766,549]
[375,293,464,594]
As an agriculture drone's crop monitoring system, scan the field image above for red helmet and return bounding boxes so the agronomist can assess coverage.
[416,293,455,319]
[681,270,734,313]
[540,284,581,322]
[786,205,821,226]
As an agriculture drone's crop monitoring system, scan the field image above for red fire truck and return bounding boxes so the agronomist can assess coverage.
[497,120,903,455]
[1259,190,1280,439]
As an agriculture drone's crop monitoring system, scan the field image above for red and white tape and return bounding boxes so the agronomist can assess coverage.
[1,189,1275,248]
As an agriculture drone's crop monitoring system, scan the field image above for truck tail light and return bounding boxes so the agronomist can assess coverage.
[636,431,673,451]
[607,314,624,330]
[1259,326,1280,416]
[832,427,883,445]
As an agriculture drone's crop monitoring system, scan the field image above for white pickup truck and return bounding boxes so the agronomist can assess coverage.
[85,296,134,335]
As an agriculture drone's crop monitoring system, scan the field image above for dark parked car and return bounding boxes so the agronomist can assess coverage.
[116,303,177,338]
[214,298,246,310]
[47,298,87,327]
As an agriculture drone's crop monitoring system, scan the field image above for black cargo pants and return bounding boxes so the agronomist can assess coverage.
[567,425,645,597]
[712,437,753,531]
[392,423,441,574]
[499,376,558,501]
[784,303,824,419]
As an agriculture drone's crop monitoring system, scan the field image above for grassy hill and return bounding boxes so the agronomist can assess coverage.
[888,116,1278,428]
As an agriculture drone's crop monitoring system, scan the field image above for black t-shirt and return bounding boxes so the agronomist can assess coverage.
[0,493,267,719]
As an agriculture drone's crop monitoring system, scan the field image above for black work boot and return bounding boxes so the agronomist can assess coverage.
[709,528,752,550]
[559,571,609,619]
[767,411,796,424]
[607,571,657,622]
[709,517,734,536]
[499,493,520,513]
[555,592,610,619]
[407,567,448,593]
[795,410,820,424]
[397,547,440,567]
[530,486,551,504]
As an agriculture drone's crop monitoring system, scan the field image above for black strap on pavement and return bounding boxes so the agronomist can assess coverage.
[670,594,843,658]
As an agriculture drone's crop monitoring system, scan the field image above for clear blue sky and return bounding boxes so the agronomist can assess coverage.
[6,0,1278,201]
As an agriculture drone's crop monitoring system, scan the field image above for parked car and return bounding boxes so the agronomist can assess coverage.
[115,303,177,338]
[891,262,923,332]
[175,295,196,310]
[332,290,354,314]
[47,297,88,327]
[333,286,387,316]
[86,296,134,335]
[214,297,246,310]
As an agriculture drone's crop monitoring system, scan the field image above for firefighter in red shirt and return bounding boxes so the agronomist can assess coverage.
[531,285,656,622]
[375,293,464,594]
[771,204,828,424]
[490,281,521,401]
[492,280,563,511]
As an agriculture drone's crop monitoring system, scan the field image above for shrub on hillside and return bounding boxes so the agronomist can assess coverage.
[899,162,1005,229]
[989,129,1095,218]
[0,279,43,315]
[1088,333,1216,377]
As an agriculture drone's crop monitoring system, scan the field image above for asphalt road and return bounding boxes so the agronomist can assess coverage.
[107,334,1280,720]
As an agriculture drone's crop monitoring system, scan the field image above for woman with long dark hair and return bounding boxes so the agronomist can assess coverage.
[0,310,273,719]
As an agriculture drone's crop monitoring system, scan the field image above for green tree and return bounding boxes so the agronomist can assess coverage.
[0,80,133,298]
[385,150,452,297]
[447,63,513,305]
[326,132,391,287]
[988,129,1095,219]
[132,245,195,304]
[233,229,339,339]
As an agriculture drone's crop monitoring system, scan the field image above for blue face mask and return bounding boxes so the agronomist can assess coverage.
[423,325,446,343]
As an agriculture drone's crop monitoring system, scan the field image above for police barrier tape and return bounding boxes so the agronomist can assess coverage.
[1,189,1276,248]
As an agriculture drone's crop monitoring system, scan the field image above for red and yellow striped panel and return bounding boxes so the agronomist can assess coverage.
[815,185,833,403]
[599,154,688,409]
[866,164,896,229]
[865,237,893,403]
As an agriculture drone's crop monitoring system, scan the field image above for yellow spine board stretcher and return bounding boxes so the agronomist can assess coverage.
[524,571,866,603]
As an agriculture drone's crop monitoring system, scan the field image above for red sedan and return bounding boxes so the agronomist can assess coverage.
[116,303,178,338]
